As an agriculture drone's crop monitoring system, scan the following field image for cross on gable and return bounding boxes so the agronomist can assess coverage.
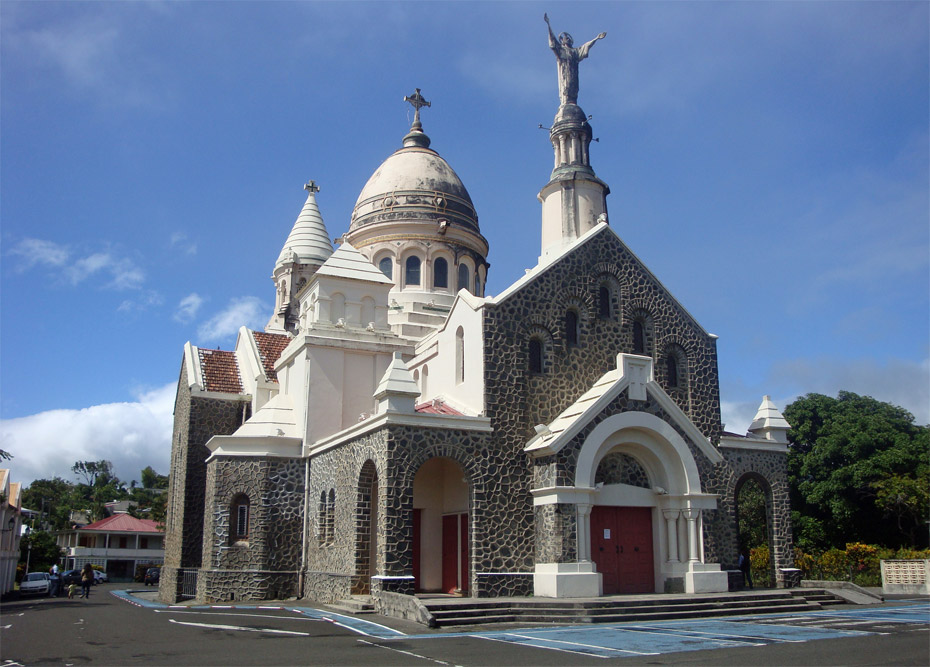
[304,180,320,193]
[404,88,431,124]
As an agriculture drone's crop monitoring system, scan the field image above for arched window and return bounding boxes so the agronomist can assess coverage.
[405,256,421,287]
[327,488,336,545]
[457,264,470,293]
[633,320,645,354]
[331,293,346,323]
[434,257,448,288]
[422,364,429,396]
[361,296,375,328]
[566,310,579,348]
[318,491,327,545]
[667,354,679,388]
[231,494,250,543]
[455,326,465,384]
[474,273,481,296]
[598,285,611,319]
[528,337,544,374]
[378,257,393,279]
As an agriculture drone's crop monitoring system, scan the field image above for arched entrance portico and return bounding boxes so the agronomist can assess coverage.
[533,409,728,597]
[412,457,470,594]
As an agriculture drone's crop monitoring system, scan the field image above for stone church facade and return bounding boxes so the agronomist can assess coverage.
[161,40,794,613]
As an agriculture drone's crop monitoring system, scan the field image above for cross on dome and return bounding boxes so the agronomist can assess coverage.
[304,180,320,194]
[404,88,431,126]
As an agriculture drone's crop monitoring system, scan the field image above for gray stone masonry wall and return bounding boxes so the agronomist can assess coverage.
[199,455,304,603]
[713,446,794,585]
[161,363,249,603]
[482,229,723,575]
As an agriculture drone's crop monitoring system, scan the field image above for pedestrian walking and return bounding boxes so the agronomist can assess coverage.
[738,547,753,589]
[80,563,94,598]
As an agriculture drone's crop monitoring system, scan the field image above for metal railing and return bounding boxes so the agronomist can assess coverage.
[180,568,198,600]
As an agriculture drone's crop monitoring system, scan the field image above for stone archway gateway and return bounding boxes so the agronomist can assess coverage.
[353,460,379,595]
[412,457,470,594]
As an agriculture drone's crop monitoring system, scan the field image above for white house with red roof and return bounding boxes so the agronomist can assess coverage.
[57,514,164,582]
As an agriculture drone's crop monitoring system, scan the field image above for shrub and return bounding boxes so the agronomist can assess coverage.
[818,548,848,580]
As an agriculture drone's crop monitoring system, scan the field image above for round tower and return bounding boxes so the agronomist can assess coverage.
[344,89,489,339]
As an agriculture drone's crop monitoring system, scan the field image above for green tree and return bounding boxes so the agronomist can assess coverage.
[140,466,169,490]
[737,479,768,550]
[785,391,929,549]
[22,477,79,530]
[20,530,63,572]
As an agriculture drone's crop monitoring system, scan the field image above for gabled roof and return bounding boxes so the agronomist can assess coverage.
[252,331,290,382]
[80,514,162,534]
[525,354,723,464]
[415,400,464,416]
[315,241,394,285]
[198,348,243,394]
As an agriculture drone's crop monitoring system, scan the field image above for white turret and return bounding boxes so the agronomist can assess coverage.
[747,395,791,443]
[266,181,334,334]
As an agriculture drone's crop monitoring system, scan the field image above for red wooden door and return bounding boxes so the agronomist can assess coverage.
[441,513,468,594]
[591,506,654,595]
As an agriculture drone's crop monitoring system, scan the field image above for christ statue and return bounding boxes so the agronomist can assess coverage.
[545,13,607,106]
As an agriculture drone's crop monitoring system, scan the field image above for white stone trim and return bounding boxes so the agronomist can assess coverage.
[530,486,596,505]
[719,435,788,453]
[184,342,203,391]
[205,434,303,460]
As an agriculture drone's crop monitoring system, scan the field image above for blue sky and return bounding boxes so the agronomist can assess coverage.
[2,1,927,487]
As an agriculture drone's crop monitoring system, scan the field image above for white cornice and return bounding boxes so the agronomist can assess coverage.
[719,435,788,453]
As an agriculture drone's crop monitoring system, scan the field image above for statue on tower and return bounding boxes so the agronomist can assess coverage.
[545,13,606,106]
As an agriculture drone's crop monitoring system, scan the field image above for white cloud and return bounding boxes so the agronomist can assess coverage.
[8,238,70,270]
[0,383,175,488]
[197,297,269,343]
[169,232,197,256]
[174,293,204,323]
[117,290,164,313]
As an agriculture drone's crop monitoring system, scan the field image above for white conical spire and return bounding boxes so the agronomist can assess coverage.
[748,395,790,443]
[275,182,333,270]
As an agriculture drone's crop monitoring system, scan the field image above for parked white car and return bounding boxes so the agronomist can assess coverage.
[93,570,108,584]
[20,572,50,596]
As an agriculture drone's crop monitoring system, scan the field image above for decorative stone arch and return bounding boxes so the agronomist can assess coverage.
[733,471,776,585]
[627,306,656,357]
[659,338,691,412]
[407,449,476,595]
[353,459,380,595]
[523,323,554,375]
[556,289,592,350]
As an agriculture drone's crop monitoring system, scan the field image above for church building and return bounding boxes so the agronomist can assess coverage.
[161,32,794,613]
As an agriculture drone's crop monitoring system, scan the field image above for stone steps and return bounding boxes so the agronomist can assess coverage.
[326,595,376,615]
[422,589,845,627]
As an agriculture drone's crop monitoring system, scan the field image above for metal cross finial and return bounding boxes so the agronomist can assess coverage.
[304,180,320,194]
[404,88,431,125]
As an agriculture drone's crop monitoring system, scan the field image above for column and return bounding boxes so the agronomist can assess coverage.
[558,135,567,167]
[663,510,680,563]
[576,503,593,562]
[682,509,700,563]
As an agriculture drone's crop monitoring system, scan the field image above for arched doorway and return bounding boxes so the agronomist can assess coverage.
[590,451,656,594]
[353,460,378,595]
[735,474,774,587]
[412,457,469,594]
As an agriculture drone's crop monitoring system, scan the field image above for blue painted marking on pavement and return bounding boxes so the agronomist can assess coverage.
[112,590,166,608]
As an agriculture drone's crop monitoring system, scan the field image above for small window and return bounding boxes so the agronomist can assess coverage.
[406,256,421,286]
[379,257,393,279]
[529,338,543,374]
[318,491,327,545]
[326,489,336,545]
[231,494,250,542]
[434,257,448,288]
[667,354,679,388]
[458,264,470,293]
[474,273,481,296]
[633,321,645,354]
[598,285,611,319]
[566,310,579,348]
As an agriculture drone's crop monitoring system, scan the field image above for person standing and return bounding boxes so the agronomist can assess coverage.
[80,563,94,599]
[48,567,60,597]
[739,547,753,589]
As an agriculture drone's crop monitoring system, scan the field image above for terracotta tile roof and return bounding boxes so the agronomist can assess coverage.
[252,331,290,382]
[198,348,243,394]
[415,400,463,416]
[80,514,162,533]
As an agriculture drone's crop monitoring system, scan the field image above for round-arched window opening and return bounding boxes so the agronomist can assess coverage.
[406,256,421,287]
[379,257,393,279]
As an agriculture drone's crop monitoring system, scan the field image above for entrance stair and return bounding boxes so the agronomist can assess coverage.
[421,589,845,627]
[326,595,376,615]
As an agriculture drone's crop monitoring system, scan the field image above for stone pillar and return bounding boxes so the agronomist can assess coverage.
[663,510,680,563]
[683,509,700,563]
[576,503,593,562]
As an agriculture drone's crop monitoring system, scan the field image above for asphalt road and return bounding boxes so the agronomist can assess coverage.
[1,585,927,666]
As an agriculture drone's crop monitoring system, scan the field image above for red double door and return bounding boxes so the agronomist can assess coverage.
[590,506,655,594]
